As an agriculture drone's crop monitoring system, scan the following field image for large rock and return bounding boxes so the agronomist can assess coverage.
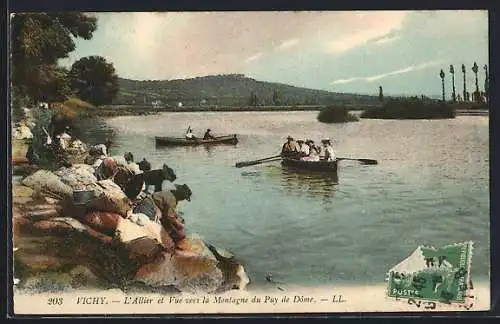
[86,180,133,217]
[12,188,249,293]
[21,170,73,201]
[134,236,249,293]
[53,164,98,189]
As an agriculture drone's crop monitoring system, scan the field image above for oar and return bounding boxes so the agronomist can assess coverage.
[337,157,378,165]
[235,155,282,168]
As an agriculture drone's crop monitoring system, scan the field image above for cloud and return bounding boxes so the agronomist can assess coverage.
[331,60,443,85]
[277,38,300,50]
[373,35,401,45]
[245,52,264,63]
[325,11,406,53]
[63,10,488,97]
[66,11,410,80]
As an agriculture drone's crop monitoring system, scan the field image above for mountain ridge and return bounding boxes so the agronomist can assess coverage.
[113,74,382,107]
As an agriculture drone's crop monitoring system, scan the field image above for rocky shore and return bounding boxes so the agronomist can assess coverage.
[12,118,249,294]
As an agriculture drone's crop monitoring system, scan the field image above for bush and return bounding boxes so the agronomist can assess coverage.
[317,105,359,123]
[361,100,456,119]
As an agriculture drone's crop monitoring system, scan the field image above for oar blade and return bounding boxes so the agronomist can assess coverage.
[337,157,378,165]
[235,157,282,168]
[359,159,378,165]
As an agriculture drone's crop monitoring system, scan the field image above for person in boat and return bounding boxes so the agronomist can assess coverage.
[281,136,300,159]
[297,139,310,157]
[308,140,321,156]
[185,126,196,140]
[321,139,336,161]
[203,128,216,140]
[301,139,320,161]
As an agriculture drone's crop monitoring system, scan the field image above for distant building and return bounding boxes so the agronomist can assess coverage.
[177,102,183,108]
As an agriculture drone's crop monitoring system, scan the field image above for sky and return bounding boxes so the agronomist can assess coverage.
[60,11,489,96]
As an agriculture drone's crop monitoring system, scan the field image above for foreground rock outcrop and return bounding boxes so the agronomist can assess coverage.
[12,144,249,294]
[13,184,249,293]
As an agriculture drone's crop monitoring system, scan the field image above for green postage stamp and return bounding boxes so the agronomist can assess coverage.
[387,241,474,307]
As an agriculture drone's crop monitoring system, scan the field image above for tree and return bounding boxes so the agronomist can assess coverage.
[249,91,258,106]
[472,62,479,102]
[449,65,456,102]
[439,69,445,101]
[69,56,119,106]
[461,64,467,102]
[272,89,282,106]
[379,86,384,103]
[11,13,97,102]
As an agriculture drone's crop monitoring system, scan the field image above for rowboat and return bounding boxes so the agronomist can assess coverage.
[281,157,338,173]
[155,134,238,146]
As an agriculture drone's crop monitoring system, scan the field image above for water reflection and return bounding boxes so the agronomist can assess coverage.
[279,167,339,201]
[204,145,214,156]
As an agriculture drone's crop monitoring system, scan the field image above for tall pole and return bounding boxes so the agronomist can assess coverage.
[449,65,456,102]
[484,64,489,101]
[472,62,479,102]
[440,69,445,101]
[462,64,467,102]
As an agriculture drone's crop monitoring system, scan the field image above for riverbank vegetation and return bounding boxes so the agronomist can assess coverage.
[360,99,456,119]
[11,13,119,124]
[317,105,359,123]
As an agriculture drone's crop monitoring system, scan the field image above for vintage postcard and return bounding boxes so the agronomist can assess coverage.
[10,10,490,315]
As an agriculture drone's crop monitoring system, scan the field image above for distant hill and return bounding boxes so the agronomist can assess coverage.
[113,74,380,107]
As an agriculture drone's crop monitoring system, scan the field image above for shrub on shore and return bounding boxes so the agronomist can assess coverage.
[360,100,456,119]
[317,105,359,123]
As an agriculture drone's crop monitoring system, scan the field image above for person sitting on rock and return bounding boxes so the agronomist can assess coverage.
[124,164,177,199]
[138,158,152,172]
[124,152,134,163]
[26,144,40,165]
[133,184,192,244]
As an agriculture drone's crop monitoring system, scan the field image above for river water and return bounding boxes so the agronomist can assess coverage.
[81,111,490,288]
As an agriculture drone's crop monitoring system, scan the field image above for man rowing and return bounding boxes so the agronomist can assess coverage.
[203,128,216,140]
[281,136,300,159]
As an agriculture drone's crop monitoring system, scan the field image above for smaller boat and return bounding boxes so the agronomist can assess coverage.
[281,157,338,173]
[155,134,238,147]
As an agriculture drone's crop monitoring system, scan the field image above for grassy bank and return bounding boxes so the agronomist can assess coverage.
[317,105,359,123]
[361,100,456,119]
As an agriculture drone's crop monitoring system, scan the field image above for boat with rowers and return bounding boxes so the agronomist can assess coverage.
[280,157,338,173]
[155,134,238,146]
